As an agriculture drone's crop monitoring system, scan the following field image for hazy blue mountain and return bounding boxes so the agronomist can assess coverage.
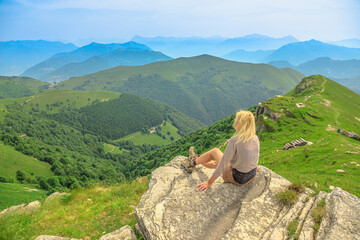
[132,34,297,57]
[0,40,77,76]
[223,49,274,63]
[266,40,360,65]
[329,39,360,48]
[296,57,360,79]
[41,49,173,82]
[132,35,227,57]
[21,41,152,80]
[268,57,360,94]
[218,34,298,51]
[268,61,295,69]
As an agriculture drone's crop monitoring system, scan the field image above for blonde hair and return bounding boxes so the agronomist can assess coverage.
[233,110,256,143]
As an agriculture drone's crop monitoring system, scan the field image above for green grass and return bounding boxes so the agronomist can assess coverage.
[103,143,128,154]
[311,198,326,236]
[117,120,182,146]
[257,76,360,196]
[0,144,53,179]
[22,90,121,113]
[0,179,149,240]
[0,183,47,210]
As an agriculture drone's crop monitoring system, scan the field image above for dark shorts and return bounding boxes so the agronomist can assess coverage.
[232,167,257,185]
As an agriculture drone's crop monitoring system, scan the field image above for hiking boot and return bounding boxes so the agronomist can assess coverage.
[181,147,196,173]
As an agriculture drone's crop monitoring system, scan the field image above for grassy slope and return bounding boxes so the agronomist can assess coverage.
[103,143,128,154]
[22,90,121,113]
[116,120,182,146]
[0,76,49,99]
[258,75,360,196]
[56,55,304,124]
[0,179,148,240]
[0,183,47,211]
[0,143,53,179]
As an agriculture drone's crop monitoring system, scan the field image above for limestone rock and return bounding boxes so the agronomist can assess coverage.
[0,200,41,216]
[35,236,81,240]
[135,156,311,240]
[315,188,360,240]
[99,225,137,240]
[295,103,305,108]
[136,156,360,240]
[336,169,345,173]
[46,192,70,202]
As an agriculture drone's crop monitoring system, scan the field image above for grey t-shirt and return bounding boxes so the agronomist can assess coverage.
[212,135,260,179]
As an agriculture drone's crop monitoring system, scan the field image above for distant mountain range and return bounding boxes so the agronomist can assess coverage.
[268,57,360,94]
[132,34,298,57]
[329,39,360,48]
[21,41,158,81]
[33,49,172,82]
[56,54,304,125]
[0,40,77,76]
[224,40,360,65]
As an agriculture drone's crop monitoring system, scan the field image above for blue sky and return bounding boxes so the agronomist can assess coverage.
[0,0,359,45]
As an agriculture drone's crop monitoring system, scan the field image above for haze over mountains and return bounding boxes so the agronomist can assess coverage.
[132,34,298,57]
[0,40,77,76]
[1,34,359,94]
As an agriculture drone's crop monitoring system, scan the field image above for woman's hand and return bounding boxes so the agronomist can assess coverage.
[197,181,211,191]
[197,176,216,192]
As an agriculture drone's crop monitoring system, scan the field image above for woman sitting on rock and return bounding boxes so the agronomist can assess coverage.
[181,110,260,191]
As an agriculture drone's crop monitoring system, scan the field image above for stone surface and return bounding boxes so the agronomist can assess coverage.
[136,156,360,240]
[0,200,41,216]
[316,188,360,240]
[99,225,137,240]
[136,156,309,240]
[35,236,81,240]
[45,192,70,202]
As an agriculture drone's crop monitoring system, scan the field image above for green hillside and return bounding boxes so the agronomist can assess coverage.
[126,75,360,196]
[22,90,121,113]
[57,55,304,124]
[117,119,182,146]
[0,183,47,211]
[0,143,53,179]
[0,90,204,206]
[0,76,49,99]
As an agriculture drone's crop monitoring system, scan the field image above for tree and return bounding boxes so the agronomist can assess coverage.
[16,170,25,183]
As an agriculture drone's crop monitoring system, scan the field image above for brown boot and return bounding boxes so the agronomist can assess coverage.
[181,147,196,173]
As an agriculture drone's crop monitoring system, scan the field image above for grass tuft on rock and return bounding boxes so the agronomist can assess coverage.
[276,189,298,206]
[311,198,326,237]
[289,182,305,193]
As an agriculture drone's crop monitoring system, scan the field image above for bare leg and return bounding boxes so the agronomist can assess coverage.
[195,148,223,169]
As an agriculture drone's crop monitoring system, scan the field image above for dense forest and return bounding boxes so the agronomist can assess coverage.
[46,93,205,139]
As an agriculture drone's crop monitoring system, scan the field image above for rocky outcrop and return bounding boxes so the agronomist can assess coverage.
[0,192,69,216]
[316,187,360,240]
[0,200,40,216]
[255,104,280,122]
[283,138,313,150]
[35,225,136,240]
[135,156,360,240]
[100,225,137,240]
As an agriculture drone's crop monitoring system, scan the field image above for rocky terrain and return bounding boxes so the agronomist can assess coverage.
[135,156,360,240]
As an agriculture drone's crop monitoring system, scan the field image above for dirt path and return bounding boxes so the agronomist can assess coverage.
[319,78,327,94]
